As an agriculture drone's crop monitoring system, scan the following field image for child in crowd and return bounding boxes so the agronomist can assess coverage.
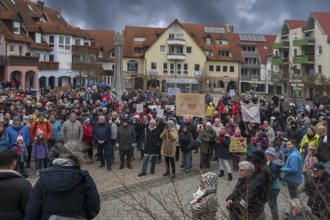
[247,137,257,159]
[303,145,319,189]
[32,129,49,176]
[255,127,268,151]
[12,134,28,178]
[48,137,65,166]
[231,127,242,171]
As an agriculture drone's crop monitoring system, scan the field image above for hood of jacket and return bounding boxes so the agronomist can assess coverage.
[201,172,218,194]
[40,165,84,193]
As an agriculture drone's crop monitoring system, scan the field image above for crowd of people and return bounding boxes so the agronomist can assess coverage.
[0,86,329,219]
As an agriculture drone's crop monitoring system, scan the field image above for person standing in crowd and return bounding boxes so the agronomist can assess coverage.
[191,172,218,220]
[198,122,216,174]
[179,125,194,173]
[263,120,275,148]
[231,127,242,171]
[109,111,120,164]
[217,127,232,181]
[60,112,83,143]
[32,129,49,176]
[7,116,30,149]
[29,112,52,147]
[117,119,135,169]
[25,140,100,220]
[0,150,32,220]
[47,137,65,166]
[48,112,61,150]
[160,120,178,178]
[281,140,303,199]
[316,125,329,173]
[306,163,330,219]
[300,127,319,157]
[93,115,111,170]
[138,119,161,176]
[265,147,284,220]
[12,134,28,178]
[82,118,93,163]
[0,122,8,152]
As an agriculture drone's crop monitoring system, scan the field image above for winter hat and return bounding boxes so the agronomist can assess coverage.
[235,127,241,133]
[23,116,29,120]
[133,115,139,119]
[149,119,156,125]
[36,129,44,137]
[270,116,276,120]
[265,147,276,157]
[16,134,24,143]
[287,116,296,123]
[83,118,90,123]
[13,116,21,122]
[304,118,311,125]
[250,137,256,143]
[38,112,46,118]
[49,111,57,118]
[206,122,212,127]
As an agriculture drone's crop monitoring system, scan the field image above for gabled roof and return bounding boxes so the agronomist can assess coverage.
[123,26,165,58]
[25,24,40,32]
[84,30,115,62]
[311,12,330,38]
[0,10,18,20]
[29,42,52,51]
[0,20,32,43]
[285,20,305,30]
[29,11,43,19]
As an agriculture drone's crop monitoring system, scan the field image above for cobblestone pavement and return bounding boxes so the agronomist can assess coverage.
[26,149,308,220]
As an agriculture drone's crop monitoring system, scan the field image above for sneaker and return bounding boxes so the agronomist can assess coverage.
[185,169,189,173]
[138,173,146,177]
[150,171,155,174]
[119,165,124,169]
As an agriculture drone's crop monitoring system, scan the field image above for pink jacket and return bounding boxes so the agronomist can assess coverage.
[303,155,319,175]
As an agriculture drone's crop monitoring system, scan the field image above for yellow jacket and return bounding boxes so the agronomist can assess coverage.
[300,134,319,152]
[206,105,215,116]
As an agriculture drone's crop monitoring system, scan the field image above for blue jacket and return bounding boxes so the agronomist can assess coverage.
[49,120,62,141]
[25,165,100,220]
[281,148,303,185]
[6,125,30,149]
[0,131,9,152]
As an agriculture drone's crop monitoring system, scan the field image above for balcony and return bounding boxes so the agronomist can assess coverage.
[240,75,261,81]
[272,41,290,49]
[72,45,98,54]
[167,39,185,46]
[293,38,315,47]
[167,53,186,60]
[72,62,103,71]
[272,57,288,65]
[243,51,259,57]
[241,63,261,69]
[293,55,314,64]
[8,55,39,66]
[39,61,59,70]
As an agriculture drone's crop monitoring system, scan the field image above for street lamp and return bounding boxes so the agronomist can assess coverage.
[289,70,303,99]
[224,75,229,93]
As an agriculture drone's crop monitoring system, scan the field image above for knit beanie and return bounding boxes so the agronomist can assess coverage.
[36,129,44,137]
[265,147,276,157]
[16,134,24,143]
[13,116,21,122]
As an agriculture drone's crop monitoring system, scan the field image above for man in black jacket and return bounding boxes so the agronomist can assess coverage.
[0,150,32,220]
[93,115,111,171]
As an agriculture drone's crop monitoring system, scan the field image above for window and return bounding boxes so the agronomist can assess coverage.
[223,66,228,72]
[127,60,138,72]
[318,65,322,74]
[74,39,81,45]
[194,64,200,71]
[219,50,231,57]
[209,65,214,72]
[49,54,54,62]
[241,46,256,52]
[112,64,115,70]
[294,49,297,57]
[205,50,213,56]
[134,47,143,53]
[169,34,175,39]
[186,47,192,54]
[151,62,157,70]
[98,50,104,57]
[170,63,174,75]
[205,37,211,44]
[19,46,23,56]
[84,41,89,46]
[163,63,168,74]
[230,66,235,72]
[133,37,146,42]
[177,63,181,75]
[35,33,41,43]
[9,45,14,53]
[216,39,228,45]
[110,51,115,58]
[183,64,188,75]
[216,65,221,72]
[59,36,71,51]
[49,35,54,48]
[317,46,322,55]
[13,22,20,34]
[43,54,47,61]
[160,45,165,53]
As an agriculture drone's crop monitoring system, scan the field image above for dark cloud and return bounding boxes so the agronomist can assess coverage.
[43,0,330,34]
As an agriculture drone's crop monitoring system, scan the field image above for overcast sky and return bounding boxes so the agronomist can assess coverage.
[42,0,330,34]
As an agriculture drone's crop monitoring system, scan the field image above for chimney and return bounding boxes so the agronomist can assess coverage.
[37,0,45,12]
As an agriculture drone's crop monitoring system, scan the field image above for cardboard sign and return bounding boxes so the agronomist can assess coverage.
[168,88,180,96]
[281,102,293,110]
[241,103,260,123]
[229,89,236,97]
[136,104,143,113]
[229,137,247,153]
[157,109,164,118]
[176,93,205,117]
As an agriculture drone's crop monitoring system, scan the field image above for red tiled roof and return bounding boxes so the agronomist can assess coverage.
[29,42,52,51]
[0,10,18,20]
[285,20,305,29]
[25,24,40,32]
[0,20,32,43]
[29,11,43,18]
[84,30,115,62]
[312,12,330,38]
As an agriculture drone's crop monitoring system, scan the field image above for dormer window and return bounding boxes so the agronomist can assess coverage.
[205,37,211,44]
[35,33,41,43]
[27,5,33,11]
[110,51,115,58]
[13,22,20,34]
[98,49,104,57]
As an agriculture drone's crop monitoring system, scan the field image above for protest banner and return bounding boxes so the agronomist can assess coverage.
[176,93,205,117]
[168,88,180,96]
[229,89,236,97]
[136,104,143,113]
[54,86,70,92]
[229,137,247,153]
[157,109,164,118]
[241,102,260,123]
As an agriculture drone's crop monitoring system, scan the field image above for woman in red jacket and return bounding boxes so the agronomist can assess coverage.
[82,118,93,162]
